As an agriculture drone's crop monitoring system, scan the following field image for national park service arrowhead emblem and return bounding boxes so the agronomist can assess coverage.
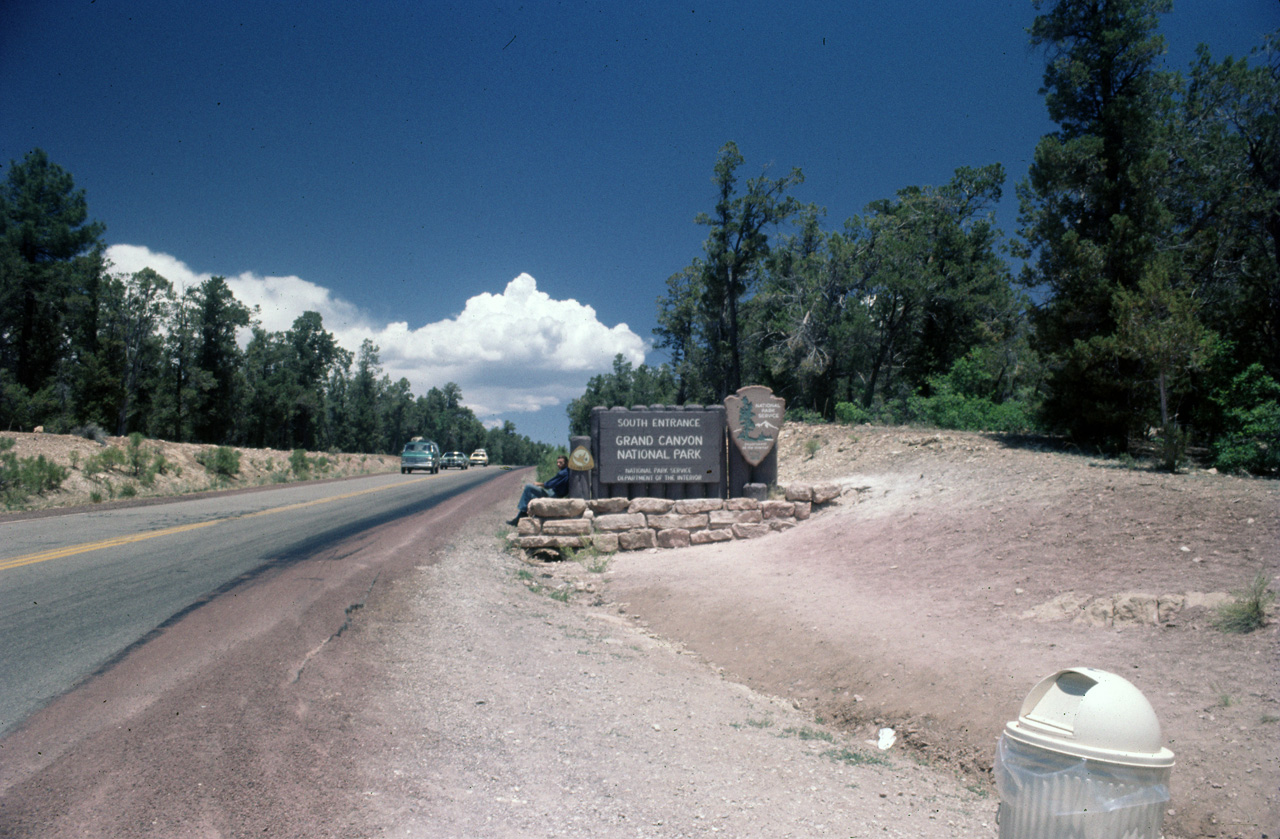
[568,445,595,471]
[724,385,785,466]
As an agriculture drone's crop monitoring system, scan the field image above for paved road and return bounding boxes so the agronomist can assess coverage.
[0,467,508,736]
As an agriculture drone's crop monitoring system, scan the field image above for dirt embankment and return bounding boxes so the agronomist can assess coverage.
[1,431,398,514]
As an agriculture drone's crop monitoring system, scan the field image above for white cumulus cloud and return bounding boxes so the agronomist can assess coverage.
[376,273,647,416]
[106,244,374,337]
[104,245,647,441]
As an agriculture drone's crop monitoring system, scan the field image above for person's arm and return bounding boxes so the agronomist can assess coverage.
[544,468,570,497]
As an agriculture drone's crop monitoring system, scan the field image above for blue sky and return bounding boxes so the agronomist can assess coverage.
[3,1,1276,444]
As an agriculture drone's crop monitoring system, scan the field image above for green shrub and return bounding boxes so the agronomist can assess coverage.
[884,349,1045,434]
[124,432,169,486]
[72,423,110,444]
[782,726,835,743]
[126,433,149,475]
[837,399,906,425]
[871,398,907,426]
[536,447,569,482]
[24,455,69,494]
[1214,572,1275,634]
[288,449,333,478]
[153,452,177,477]
[196,446,241,478]
[0,437,70,506]
[1212,364,1280,475]
[834,402,873,425]
[906,391,1037,433]
[786,407,827,424]
[82,445,126,477]
[822,747,889,767]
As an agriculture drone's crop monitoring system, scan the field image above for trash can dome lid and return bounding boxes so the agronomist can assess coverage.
[1004,667,1175,767]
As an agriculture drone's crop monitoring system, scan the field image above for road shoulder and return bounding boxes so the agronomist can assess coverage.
[338,508,994,837]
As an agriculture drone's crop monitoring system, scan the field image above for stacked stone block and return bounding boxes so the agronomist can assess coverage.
[513,482,842,555]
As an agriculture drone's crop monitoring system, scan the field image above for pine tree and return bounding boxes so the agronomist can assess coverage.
[1017,0,1175,445]
[0,149,105,426]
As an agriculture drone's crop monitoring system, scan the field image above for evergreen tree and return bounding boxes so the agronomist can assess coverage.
[1111,261,1217,431]
[848,165,1018,411]
[566,354,678,436]
[737,395,758,440]
[749,205,845,414]
[191,277,251,443]
[1174,35,1280,384]
[347,339,382,452]
[655,263,710,404]
[321,346,354,450]
[0,149,106,428]
[1017,0,1175,445]
[381,376,416,453]
[678,142,804,400]
[155,286,203,441]
[286,311,341,449]
[239,327,294,449]
[97,267,173,435]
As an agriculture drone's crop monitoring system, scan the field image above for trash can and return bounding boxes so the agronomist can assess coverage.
[994,667,1175,839]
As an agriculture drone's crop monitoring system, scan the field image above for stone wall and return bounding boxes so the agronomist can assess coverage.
[513,482,842,556]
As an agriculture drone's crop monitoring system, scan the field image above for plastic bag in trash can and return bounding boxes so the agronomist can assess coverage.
[995,733,1171,816]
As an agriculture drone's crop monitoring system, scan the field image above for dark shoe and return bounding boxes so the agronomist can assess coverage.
[506,513,524,526]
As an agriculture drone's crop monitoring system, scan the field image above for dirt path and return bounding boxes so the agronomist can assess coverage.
[345,512,996,837]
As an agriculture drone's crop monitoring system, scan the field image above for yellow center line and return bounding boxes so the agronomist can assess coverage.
[0,476,431,573]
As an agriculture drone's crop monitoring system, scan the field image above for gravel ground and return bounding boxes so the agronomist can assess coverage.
[340,509,998,838]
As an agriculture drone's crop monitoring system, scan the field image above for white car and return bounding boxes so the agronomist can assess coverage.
[440,451,469,470]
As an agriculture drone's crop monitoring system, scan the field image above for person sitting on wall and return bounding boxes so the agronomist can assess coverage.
[507,455,570,525]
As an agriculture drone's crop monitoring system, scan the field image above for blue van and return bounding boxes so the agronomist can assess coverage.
[400,438,440,474]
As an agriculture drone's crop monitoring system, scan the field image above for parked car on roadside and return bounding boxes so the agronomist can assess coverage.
[469,449,489,467]
[440,451,469,470]
[400,438,440,474]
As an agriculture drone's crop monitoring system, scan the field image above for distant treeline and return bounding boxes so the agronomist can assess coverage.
[570,2,1278,475]
[0,151,549,464]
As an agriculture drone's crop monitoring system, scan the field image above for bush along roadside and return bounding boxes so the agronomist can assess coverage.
[0,437,70,508]
[195,446,241,482]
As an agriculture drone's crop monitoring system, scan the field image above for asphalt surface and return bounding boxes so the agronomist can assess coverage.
[0,467,505,737]
[0,468,527,838]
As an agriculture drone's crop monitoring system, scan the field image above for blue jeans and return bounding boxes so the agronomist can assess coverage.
[517,484,551,514]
